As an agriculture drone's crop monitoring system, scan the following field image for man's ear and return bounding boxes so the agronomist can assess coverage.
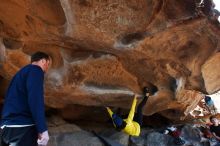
[41,59,47,64]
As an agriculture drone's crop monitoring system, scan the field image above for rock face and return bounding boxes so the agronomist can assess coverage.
[0,0,220,122]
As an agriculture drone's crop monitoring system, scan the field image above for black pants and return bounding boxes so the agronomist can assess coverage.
[0,126,38,146]
[134,95,149,126]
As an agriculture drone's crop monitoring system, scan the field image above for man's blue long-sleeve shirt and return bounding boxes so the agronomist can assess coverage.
[1,64,47,133]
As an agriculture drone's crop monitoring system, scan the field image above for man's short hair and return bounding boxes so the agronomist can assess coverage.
[205,96,211,102]
[31,51,50,63]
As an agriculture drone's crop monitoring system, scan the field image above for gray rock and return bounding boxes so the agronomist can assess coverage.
[145,132,173,146]
[49,131,103,146]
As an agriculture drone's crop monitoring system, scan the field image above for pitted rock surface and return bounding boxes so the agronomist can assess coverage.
[0,0,220,121]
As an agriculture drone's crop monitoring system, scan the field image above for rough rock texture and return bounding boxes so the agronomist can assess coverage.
[47,118,213,146]
[202,53,220,94]
[0,0,220,122]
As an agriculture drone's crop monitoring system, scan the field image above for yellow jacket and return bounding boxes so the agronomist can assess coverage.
[107,96,140,136]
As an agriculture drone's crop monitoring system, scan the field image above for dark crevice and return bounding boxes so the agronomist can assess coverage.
[25,15,34,23]
[3,38,22,50]
[62,48,116,62]
[78,0,92,7]
[0,75,3,81]
[160,109,185,121]
[0,20,4,32]
[118,0,164,46]
[118,18,205,47]
[143,113,171,128]
[170,77,178,92]
[120,32,145,45]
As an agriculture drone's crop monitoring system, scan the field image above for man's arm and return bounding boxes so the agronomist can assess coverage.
[26,66,47,133]
[212,132,220,141]
[106,107,113,117]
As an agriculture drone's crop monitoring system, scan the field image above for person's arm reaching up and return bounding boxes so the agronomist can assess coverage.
[126,95,138,123]
[106,107,113,117]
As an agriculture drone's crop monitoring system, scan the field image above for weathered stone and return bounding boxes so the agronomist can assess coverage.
[202,53,220,94]
[49,131,103,146]
[0,0,219,122]
[145,132,173,146]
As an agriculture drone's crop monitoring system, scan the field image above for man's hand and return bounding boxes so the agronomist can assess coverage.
[134,94,138,99]
[146,92,150,97]
[38,130,49,146]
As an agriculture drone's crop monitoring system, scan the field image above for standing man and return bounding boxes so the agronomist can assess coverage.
[0,52,50,146]
[210,116,220,146]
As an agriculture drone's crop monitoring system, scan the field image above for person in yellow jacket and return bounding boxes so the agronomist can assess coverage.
[106,87,157,136]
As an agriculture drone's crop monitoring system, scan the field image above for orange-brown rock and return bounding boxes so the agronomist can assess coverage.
[202,52,220,93]
[0,0,220,122]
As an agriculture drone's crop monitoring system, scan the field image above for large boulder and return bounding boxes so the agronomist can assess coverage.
[0,0,219,122]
